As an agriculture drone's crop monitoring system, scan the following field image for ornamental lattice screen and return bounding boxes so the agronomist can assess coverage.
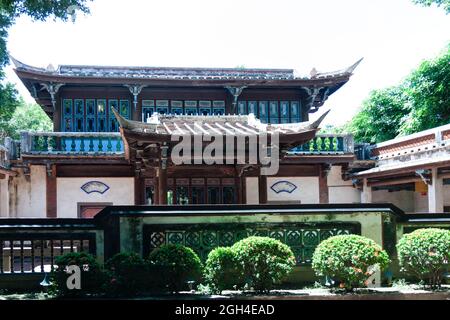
[143,223,360,265]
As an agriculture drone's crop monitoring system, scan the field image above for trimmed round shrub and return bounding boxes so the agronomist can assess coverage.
[148,244,203,293]
[312,235,390,290]
[105,252,148,296]
[397,228,450,288]
[51,252,105,297]
[204,247,242,293]
[231,236,296,292]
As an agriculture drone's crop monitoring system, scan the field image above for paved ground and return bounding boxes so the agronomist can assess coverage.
[1,285,449,300]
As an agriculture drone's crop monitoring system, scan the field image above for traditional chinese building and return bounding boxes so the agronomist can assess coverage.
[0,56,449,286]
[1,56,361,219]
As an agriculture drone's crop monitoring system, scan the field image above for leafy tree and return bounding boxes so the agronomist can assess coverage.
[347,86,410,143]
[0,82,20,140]
[400,46,450,134]
[3,101,52,139]
[412,0,450,13]
[348,44,449,143]
[0,1,91,140]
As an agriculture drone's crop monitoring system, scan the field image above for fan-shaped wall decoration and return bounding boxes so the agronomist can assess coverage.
[270,181,298,194]
[81,181,110,194]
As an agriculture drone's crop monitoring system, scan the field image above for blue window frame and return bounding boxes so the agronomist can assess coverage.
[258,101,268,123]
[108,100,119,131]
[213,107,225,115]
[185,107,197,115]
[248,101,258,116]
[156,106,169,114]
[199,107,211,115]
[237,101,246,115]
[170,101,183,115]
[269,101,279,124]
[290,101,301,122]
[62,99,73,132]
[86,99,96,132]
[142,107,154,122]
[97,99,107,132]
[74,99,85,132]
[119,100,130,119]
[171,107,183,115]
[185,101,198,115]
[280,101,290,124]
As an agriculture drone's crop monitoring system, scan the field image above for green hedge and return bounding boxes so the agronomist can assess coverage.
[397,228,450,288]
[148,244,203,293]
[312,235,390,290]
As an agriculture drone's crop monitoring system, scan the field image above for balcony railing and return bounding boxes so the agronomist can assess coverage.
[20,132,124,155]
[289,134,354,154]
[18,131,355,157]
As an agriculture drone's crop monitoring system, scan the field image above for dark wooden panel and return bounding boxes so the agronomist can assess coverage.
[56,165,134,177]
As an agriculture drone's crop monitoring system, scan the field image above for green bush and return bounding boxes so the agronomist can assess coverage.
[397,228,450,288]
[148,244,203,293]
[231,236,296,292]
[312,235,390,290]
[51,252,105,297]
[104,252,148,296]
[204,247,242,293]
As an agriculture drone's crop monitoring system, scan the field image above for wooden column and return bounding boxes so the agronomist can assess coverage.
[259,171,268,204]
[46,164,57,218]
[134,172,142,205]
[158,167,167,205]
[319,165,329,204]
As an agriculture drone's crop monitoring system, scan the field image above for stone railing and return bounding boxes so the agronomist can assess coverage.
[289,134,354,154]
[371,123,450,161]
[20,132,124,155]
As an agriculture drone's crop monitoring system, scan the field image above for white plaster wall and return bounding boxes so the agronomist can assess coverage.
[372,189,415,213]
[328,166,361,203]
[57,178,135,218]
[414,191,428,213]
[329,186,361,203]
[11,166,47,218]
[245,177,259,204]
[267,177,319,203]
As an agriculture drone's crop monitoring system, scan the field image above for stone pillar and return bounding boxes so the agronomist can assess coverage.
[428,168,444,213]
[361,178,372,203]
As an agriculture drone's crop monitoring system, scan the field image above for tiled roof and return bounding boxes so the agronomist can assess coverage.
[114,109,329,137]
[10,55,363,81]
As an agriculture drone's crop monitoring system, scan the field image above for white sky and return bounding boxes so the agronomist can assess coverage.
[4,0,450,125]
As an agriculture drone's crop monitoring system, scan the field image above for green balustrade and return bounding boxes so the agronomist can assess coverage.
[26,132,124,155]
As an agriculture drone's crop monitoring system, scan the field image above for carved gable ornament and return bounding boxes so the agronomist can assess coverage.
[81,181,110,195]
[270,181,297,194]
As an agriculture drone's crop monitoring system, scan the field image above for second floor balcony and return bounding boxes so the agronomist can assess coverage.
[12,131,356,159]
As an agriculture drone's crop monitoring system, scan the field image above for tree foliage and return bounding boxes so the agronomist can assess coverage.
[412,0,450,13]
[1,101,52,140]
[348,44,450,143]
[0,1,90,140]
[0,82,20,139]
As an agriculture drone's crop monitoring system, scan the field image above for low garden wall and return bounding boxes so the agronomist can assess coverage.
[0,204,448,291]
